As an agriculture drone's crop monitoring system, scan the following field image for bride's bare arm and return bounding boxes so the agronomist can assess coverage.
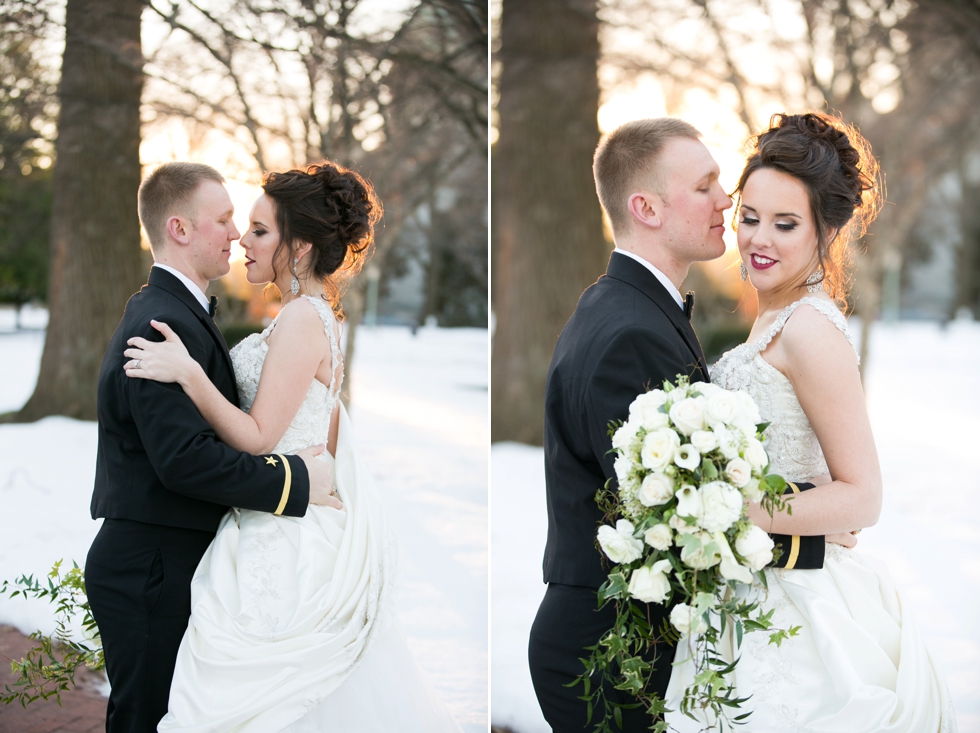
[745,304,883,536]
[124,299,329,455]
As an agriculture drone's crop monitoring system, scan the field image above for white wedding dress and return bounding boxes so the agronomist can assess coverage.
[664,297,956,733]
[158,295,463,733]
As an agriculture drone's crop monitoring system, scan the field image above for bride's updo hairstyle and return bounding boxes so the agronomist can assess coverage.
[262,161,382,318]
[735,112,882,301]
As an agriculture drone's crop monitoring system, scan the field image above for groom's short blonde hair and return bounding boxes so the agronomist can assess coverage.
[593,118,701,237]
[138,162,225,251]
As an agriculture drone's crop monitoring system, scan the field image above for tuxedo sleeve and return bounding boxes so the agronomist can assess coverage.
[124,318,310,516]
[767,482,825,569]
[585,325,700,484]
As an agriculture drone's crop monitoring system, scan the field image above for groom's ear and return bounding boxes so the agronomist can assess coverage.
[165,215,192,247]
[627,192,663,230]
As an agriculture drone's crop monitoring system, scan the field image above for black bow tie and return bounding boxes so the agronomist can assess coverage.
[208,295,218,318]
[683,291,695,320]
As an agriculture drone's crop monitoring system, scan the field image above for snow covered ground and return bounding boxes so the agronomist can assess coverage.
[0,306,488,732]
[491,318,980,733]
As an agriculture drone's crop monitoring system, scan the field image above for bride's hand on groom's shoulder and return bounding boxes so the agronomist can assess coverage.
[124,320,199,386]
[298,444,343,510]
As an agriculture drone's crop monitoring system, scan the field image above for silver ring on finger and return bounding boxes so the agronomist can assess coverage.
[133,359,141,369]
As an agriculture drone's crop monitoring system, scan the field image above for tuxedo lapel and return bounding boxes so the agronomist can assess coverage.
[145,268,239,400]
[605,252,708,378]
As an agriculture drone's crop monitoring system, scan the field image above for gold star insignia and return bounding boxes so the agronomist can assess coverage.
[265,456,279,467]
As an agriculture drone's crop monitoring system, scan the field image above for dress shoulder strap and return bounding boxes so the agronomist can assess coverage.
[752,296,859,362]
[299,295,344,392]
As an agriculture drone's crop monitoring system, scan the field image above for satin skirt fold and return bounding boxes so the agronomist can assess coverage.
[665,547,956,733]
[158,406,461,732]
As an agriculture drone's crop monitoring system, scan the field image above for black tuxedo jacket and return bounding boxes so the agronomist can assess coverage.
[541,253,823,588]
[91,267,310,532]
[543,252,709,588]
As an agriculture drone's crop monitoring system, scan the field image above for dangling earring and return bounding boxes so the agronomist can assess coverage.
[739,261,747,281]
[290,257,300,296]
[805,269,824,293]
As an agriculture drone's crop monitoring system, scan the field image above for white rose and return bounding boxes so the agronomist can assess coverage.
[673,444,701,471]
[614,454,633,484]
[640,429,680,471]
[670,602,708,636]
[734,391,762,426]
[699,481,743,534]
[669,397,706,436]
[640,408,669,431]
[628,559,673,604]
[667,381,690,399]
[674,484,702,521]
[725,458,752,488]
[690,429,718,454]
[644,523,673,550]
[668,512,698,536]
[597,519,644,564]
[638,472,675,507]
[692,382,723,398]
[744,438,769,471]
[612,420,641,452]
[714,531,753,584]
[704,390,741,428]
[630,391,670,431]
[715,427,741,460]
[741,477,764,503]
[735,524,775,571]
[631,389,668,413]
[680,530,721,569]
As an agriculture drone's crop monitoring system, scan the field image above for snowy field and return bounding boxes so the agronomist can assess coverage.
[0,306,488,732]
[492,318,980,733]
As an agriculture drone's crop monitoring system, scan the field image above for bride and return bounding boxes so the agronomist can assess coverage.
[665,113,955,732]
[123,161,463,732]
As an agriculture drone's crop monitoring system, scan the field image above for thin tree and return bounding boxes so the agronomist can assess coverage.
[14,0,144,421]
[491,0,606,445]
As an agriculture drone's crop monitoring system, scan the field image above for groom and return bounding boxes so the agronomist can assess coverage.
[86,162,339,733]
[528,119,825,731]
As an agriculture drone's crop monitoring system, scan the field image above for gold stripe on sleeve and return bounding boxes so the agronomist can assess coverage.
[273,454,292,516]
[784,482,801,570]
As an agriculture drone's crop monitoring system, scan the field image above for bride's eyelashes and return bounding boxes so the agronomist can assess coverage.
[738,216,797,232]
[252,228,267,236]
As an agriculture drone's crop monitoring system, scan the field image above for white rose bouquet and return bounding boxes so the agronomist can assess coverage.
[577,376,801,733]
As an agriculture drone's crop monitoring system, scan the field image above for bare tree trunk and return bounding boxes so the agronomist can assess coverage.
[491,0,606,445]
[341,278,366,412]
[15,0,144,422]
[955,169,980,317]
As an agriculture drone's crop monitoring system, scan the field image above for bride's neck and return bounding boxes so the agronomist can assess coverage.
[755,282,821,318]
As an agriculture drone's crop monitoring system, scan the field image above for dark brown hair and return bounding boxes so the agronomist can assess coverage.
[262,161,382,318]
[735,112,882,301]
[138,162,225,251]
[593,118,702,237]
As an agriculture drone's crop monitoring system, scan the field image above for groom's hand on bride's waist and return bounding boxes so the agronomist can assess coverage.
[298,444,343,510]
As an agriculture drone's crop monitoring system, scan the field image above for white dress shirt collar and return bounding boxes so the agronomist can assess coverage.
[152,263,210,313]
[613,248,684,309]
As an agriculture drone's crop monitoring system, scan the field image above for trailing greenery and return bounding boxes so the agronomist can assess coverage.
[0,560,103,707]
[574,377,801,732]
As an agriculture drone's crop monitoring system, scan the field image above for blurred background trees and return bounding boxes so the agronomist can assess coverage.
[0,1,57,327]
[0,0,487,420]
[491,0,980,444]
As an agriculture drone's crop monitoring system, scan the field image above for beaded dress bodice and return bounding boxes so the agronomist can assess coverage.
[710,297,858,483]
[229,295,343,454]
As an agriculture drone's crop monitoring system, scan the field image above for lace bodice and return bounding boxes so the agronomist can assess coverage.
[229,295,343,454]
[710,297,858,483]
